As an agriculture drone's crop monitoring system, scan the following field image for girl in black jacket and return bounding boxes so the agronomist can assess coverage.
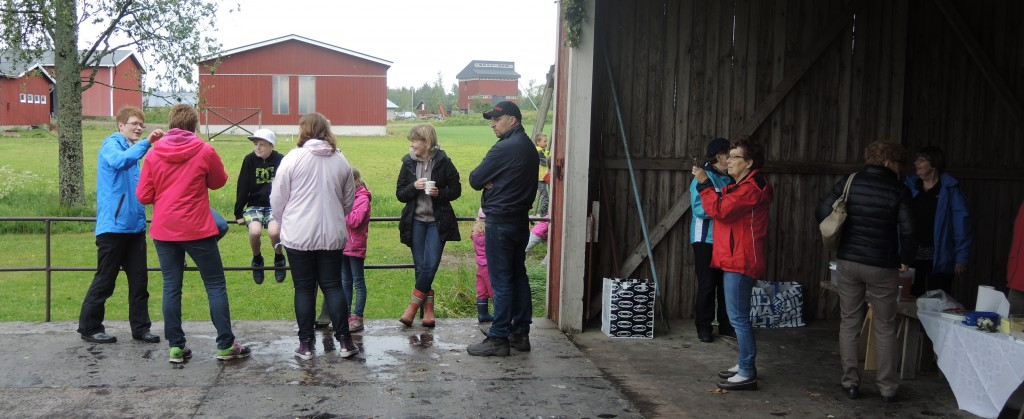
[396,124,461,327]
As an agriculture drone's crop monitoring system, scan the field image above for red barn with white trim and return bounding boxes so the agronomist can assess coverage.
[0,59,54,127]
[40,50,144,118]
[456,60,520,110]
[198,34,392,136]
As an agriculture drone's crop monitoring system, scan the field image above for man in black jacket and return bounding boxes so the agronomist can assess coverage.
[467,101,539,357]
[234,128,286,284]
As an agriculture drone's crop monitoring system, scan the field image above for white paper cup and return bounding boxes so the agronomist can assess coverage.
[425,180,435,194]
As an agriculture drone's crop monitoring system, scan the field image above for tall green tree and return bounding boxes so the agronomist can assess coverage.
[1,0,224,207]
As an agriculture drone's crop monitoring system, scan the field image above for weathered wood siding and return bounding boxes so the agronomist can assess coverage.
[588,0,1024,320]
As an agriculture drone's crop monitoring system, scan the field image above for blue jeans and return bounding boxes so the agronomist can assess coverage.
[723,271,756,377]
[288,247,349,341]
[411,220,445,293]
[154,238,235,350]
[341,255,366,316]
[485,221,532,338]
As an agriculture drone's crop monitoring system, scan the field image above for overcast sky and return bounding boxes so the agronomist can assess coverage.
[207,0,561,89]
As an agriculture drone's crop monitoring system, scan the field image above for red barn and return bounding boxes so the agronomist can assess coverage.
[0,57,54,127]
[198,34,392,136]
[456,60,520,110]
[41,50,144,118]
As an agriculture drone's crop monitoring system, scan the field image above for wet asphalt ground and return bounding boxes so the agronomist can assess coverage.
[0,318,972,418]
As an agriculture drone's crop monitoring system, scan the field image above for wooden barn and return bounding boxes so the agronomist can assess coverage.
[456,60,521,110]
[544,0,1024,333]
[0,56,54,127]
[42,50,144,118]
[198,34,392,136]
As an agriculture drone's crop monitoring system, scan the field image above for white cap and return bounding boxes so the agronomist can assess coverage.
[247,128,276,146]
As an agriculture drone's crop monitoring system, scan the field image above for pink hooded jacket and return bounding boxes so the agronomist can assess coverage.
[136,128,227,242]
[343,185,372,258]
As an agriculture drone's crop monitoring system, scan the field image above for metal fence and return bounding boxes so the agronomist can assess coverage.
[0,215,544,321]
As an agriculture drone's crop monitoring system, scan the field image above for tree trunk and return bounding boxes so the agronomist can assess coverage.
[54,0,85,207]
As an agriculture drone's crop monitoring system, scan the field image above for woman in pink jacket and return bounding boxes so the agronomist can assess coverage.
[136,104,250,363]
[271,112,357,360]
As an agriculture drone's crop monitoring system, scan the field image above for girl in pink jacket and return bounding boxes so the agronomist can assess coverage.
[472,209,494,322]
[342,169,371,331]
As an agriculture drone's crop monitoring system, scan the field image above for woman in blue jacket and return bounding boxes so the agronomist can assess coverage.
[904,146,974,296]
[689,138,734,343]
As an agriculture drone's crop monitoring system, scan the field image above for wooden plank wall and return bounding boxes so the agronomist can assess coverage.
[902,0,1024,306]
[589,0,1024,320]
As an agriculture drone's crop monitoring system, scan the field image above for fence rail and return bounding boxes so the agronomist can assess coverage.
[1,215,546,321]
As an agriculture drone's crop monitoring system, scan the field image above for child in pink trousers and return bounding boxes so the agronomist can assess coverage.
[472,208,494,322]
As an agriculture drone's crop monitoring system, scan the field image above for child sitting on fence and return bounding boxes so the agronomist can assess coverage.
[234,128,285,284]
[472,208,494,323]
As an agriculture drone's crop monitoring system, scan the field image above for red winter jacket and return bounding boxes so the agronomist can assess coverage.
[698,169,774,280]
[136,129,228,241]
[343,185,372,258]
[1008,202,1024,292]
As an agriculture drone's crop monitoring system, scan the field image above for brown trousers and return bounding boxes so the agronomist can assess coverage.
[837,259,900,397]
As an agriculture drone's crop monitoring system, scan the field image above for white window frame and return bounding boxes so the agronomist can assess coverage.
[19,93,26,103]
[273,75,289,115]
[298,76,315,114]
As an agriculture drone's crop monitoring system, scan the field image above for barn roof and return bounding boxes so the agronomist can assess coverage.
[202,34,392,67]
[34,50,143,69]
[456,60,520,80]
[0,52,56,83]
[386,99,399,109]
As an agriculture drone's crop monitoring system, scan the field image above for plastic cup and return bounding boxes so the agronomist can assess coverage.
[425,180,435,194]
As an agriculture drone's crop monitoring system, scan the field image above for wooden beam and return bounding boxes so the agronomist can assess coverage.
[600,158,1024,180]
[618,191,691,280]
[933,0,1024,124]
[732,0,866,137]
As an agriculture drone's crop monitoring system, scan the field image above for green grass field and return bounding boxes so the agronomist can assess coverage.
[0,122,549,322]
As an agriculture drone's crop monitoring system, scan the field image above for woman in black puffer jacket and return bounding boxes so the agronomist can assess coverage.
[815,141,916,403]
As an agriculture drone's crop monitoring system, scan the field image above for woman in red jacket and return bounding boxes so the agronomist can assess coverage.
[136,104,250,364]
[692,137,773,391]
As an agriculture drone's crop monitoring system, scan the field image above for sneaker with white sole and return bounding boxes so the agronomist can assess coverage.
[169,346,192,364]
[216,342,251,360]
[718,364,739,379]
[294,340,313,360]
[349,315,364,332]
[337,335,359,358]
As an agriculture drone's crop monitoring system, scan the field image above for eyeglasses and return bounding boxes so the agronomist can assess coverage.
[123,121,146,129]
[728,155,747,160]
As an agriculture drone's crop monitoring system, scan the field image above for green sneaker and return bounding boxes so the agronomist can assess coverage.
[216,342,251,360]
[169,346,192,364]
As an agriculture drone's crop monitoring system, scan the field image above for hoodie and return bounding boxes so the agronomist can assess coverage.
[234,149,284,219]
[136,128,227,242]
[343,184,372,258]
[271,139,355,251]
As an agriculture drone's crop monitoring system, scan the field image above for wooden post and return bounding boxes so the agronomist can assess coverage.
[532,65,555,139]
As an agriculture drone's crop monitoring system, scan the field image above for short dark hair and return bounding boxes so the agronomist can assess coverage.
[916,145,946,172]
[731,136,765,170]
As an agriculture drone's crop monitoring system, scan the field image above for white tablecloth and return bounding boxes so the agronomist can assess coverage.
[917,310,1024,418]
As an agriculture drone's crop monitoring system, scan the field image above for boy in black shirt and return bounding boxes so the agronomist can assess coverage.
[234,129,286,284]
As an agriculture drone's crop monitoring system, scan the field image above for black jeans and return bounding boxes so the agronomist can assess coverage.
[692,242,732,334]
[78,232,151,336]
[287,247,349,342]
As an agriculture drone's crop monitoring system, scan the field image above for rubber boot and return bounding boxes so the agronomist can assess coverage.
[422,290,436,328]
[477,298,494,323]
[400,289,426,326]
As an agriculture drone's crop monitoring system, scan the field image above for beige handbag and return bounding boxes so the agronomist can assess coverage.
[820,174,857,250]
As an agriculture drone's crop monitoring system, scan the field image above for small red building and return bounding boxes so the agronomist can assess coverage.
[0,57,54,127]
[198,34,392,136]
[41,50,144,118]
[456,60,520,110]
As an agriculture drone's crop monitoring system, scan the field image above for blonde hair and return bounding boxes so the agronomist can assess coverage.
[167,104,199,132]
[298,112,337,150]
[407,124,438,150]
[472,218,486,237]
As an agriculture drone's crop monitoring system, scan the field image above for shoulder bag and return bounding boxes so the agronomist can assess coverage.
[819,173,856,250]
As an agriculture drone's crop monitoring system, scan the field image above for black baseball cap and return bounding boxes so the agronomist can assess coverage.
[483,101,522,121]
